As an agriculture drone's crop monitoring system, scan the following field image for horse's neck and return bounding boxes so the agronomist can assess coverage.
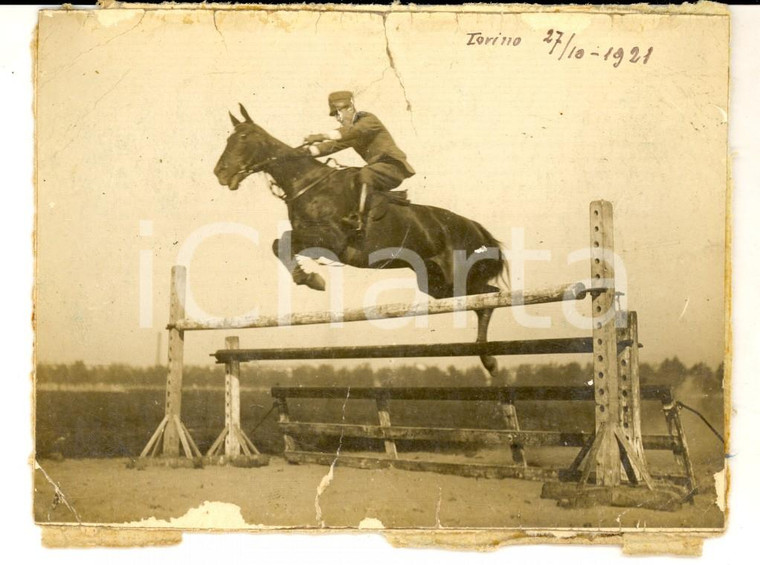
[264,142,327,199]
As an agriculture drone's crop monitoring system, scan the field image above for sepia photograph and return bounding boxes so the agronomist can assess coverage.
[28,1,735,551]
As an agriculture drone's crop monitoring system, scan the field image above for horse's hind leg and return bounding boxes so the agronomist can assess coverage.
[272,232,326,291]
[476,308,498,384]
[473,281,501,384]
[475,298,526,465]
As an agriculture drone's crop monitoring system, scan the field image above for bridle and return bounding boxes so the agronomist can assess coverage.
[233,150,341,203]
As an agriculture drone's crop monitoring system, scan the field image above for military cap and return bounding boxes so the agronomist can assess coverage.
[328,91,354,116]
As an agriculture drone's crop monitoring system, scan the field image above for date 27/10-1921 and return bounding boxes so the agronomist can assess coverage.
[544,29,654,67]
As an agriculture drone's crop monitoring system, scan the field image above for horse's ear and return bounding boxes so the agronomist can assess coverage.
[229,111,241,127]
[239,103,253,124]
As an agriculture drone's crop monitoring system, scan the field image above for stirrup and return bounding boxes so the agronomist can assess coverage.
[341,212,362,231]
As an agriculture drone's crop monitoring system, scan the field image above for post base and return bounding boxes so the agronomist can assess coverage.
[206,424,261,457]
[128,454,270,470]
[540,482,686,512]
[140,415,202,459]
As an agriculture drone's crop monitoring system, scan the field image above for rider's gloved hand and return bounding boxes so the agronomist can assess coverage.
[297,145,319,157]
[303,134,326,144]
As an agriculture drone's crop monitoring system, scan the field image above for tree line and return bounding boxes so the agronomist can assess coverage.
[36,357,724,393]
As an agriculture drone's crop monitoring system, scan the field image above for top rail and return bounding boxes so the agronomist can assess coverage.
[173,280,608,331]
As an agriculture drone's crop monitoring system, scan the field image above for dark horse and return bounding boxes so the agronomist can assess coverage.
[214,104,509,380]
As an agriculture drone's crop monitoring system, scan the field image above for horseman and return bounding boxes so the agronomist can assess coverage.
[301,91,416,230]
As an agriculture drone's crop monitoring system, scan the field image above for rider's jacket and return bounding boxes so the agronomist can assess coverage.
[313,112,415,178]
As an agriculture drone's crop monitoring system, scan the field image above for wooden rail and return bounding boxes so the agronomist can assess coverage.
[270,385,673,402]
[275,423,678,451]
[174,281,607,331]
[214,338,597,363]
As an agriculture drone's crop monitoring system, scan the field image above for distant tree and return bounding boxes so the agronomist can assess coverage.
[446,365,458,377]
[515,364,535,385]
[639,362,656,384]
[374,366,394,386]
[36,364,53,384]
[563,362,585,385]
[68,361,89,384]
[143,365,166,386]
[463,365,486,386]
[688,362,714,381]
[493,366,511,386]
[656,357,687,386]
[353,363,375,386]
[533,363,561,386]
[313,364,336,385]
[104,363,130,384]
[701,362,724,394]
[422,365,446,387]
[184,365,221,387]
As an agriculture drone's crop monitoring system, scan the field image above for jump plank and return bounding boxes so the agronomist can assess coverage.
[277,422,677,451]
[270,385,673,403]
[283,451,562,481]
[215,337,595,362]
[176,281,610,331]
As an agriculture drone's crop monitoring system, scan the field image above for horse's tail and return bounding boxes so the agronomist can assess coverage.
[475,222,510,292]
[497,244,511,292]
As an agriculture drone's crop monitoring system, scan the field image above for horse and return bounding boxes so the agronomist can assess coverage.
[213,103,510,381]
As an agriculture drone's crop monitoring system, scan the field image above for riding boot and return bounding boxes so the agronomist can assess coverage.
[341,183,370,235]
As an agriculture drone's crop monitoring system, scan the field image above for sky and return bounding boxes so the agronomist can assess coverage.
[34,5,728,369]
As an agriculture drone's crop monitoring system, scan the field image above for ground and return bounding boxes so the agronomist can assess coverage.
[33,453,725,530]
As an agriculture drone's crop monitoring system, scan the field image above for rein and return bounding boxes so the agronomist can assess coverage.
[239,150,341,203]
[286,168,341,202]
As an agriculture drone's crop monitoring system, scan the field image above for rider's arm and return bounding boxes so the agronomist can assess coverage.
[309,138,351,157]
[336,113,383,143]
[309,114,383,156]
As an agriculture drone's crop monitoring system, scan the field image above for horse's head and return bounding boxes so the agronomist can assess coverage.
[214,104,275,191]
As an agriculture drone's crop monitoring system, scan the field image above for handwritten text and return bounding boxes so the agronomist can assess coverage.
[543,29,654,68]
[466,32,522,47]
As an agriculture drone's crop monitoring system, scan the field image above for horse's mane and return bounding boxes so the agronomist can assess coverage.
[244,122,331,172]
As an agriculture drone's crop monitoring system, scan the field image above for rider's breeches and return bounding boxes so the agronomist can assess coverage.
[359,161,410,191]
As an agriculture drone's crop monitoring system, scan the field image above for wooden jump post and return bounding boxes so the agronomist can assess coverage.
[140,265,201,459]
[205,336,260,458]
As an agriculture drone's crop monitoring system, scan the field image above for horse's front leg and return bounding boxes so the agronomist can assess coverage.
[271,231,326,291]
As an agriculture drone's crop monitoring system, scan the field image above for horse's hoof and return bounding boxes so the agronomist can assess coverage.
[305,273,326,291]
[480,355,498,374]
[292,264,325,291]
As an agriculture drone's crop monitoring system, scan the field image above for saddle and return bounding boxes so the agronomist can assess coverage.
[341,184,411,233]
[367,189,410,221]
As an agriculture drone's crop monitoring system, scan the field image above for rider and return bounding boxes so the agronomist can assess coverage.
[302,91,415,229]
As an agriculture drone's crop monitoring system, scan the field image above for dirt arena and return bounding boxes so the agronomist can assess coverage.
[34,450,725,530]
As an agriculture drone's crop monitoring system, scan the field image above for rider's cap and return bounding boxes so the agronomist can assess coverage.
[328,91,354,116]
